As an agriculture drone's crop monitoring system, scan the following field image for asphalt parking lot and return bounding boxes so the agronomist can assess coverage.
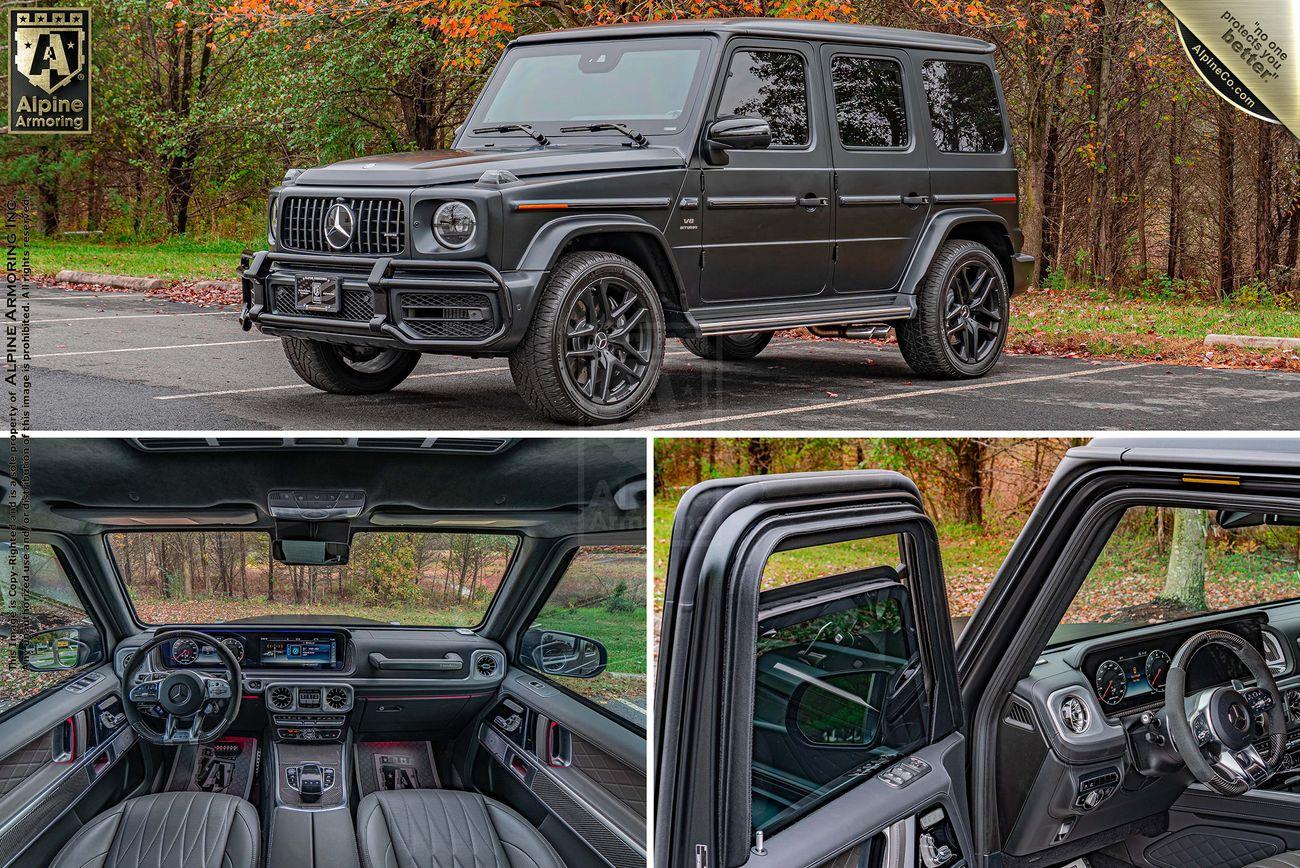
[22,285,1300,431]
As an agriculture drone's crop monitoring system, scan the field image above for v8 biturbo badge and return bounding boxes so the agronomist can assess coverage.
[7,8,92,134]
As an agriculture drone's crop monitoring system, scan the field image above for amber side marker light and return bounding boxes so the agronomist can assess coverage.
[1182,475,1241,486]
[515,203,570,211]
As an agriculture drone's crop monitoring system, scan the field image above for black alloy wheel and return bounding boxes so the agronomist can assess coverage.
[563,274,656,406]
[281,337,420,394]
[943,260,1003,366]
[509,251,665,424]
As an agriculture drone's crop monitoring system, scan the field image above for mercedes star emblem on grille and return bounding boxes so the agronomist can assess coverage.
[323,201,355,250]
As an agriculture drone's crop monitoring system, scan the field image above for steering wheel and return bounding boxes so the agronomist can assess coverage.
[120,630,243,746]
[1163,629,1286,795]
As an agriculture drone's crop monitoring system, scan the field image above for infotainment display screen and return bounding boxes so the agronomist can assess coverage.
[261,636,337,667]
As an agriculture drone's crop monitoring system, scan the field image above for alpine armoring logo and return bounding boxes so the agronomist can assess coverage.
[7,8,92,134]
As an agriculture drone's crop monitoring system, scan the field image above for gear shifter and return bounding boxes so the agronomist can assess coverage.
[298,762,323,803]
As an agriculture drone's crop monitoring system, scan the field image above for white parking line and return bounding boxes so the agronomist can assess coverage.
[34,338,277,359]
[154,364,511,400]
[637,361,1154,429]
[152,350,696,401]
[33,311,232,324]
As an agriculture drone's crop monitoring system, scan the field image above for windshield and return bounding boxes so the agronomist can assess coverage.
[467,37,711,139]
[109,530,518,627]
[1049,506,1300,646]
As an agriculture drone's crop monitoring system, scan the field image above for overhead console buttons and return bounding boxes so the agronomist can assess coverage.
[268,489,366,521]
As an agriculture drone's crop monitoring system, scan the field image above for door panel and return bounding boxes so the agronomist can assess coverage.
[0,669,141,868]
[476,669,646,868]
[656,471,968,868]
[701,40,833,303]
[819,45,931,296]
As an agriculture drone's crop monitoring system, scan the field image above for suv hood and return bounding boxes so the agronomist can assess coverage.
[293,144,687,187]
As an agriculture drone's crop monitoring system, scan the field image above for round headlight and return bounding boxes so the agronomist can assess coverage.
[433,201,476,249]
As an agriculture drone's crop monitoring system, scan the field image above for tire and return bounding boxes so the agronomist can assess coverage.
[896,239,1009,379]
[281,338,420,394]
[509,251,665,424]
[680,331,773,361]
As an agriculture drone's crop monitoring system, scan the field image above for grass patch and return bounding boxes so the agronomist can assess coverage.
[31,237,248,281]
[1011,289,1300,368]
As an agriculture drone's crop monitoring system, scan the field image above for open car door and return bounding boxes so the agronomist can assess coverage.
[655,471,971,868]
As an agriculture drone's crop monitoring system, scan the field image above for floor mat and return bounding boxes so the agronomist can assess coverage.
[165,737,258,800]
[354,741,440,798]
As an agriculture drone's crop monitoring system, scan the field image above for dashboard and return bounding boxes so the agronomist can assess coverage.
[1079,616,1266,715]
[158,628,348,671]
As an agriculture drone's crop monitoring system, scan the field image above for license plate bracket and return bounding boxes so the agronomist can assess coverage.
[294,276,341,313]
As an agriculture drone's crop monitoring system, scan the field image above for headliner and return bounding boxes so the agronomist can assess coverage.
[3,437,645,536]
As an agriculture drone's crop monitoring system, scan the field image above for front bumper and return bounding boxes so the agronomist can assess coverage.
[1011,252,1035,296]
[239,251,541,354]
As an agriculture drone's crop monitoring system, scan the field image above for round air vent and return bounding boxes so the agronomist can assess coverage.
[1287,690,1300,722]
[121,651,136,673]
[325,687,349,710]
[269,686,294,710]
[476,653,499,678]
[1060,695,1090,734]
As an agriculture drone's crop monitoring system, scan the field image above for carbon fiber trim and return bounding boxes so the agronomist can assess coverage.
[531,772,644,868]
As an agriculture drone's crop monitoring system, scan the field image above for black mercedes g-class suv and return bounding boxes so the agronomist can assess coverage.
[240,18,1033,424]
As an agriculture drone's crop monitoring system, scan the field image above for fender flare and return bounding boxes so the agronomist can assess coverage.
[898,208,1014,296]
[514,214,686,303]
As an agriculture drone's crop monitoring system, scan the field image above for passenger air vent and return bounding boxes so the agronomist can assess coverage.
[475,653,500,679]
[325,687,350,711]
[133,437,204,450]
[269,686,294,710]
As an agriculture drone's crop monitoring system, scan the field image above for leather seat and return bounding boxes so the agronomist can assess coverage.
[49,791,259,868]
[1247,855,1300,868]
[357,789,565,868]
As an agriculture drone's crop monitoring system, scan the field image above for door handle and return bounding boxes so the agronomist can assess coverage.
[902,194,930,207]
[796,194,829,209]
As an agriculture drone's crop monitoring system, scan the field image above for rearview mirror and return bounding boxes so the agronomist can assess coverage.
[704,116,772,165]
[273,539,350,565]
[19,625,101,672]
[1215,511,1300,530]
[521,628,607,678]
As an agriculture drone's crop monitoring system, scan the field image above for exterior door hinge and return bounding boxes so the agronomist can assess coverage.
[695,844,709,868]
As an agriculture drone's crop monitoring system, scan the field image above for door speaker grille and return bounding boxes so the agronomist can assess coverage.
[530,772,643,868]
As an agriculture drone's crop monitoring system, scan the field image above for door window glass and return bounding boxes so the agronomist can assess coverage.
[831,56,909,148]
[1,542,98,715]
[921,60,1005,153]
[752,550,928,836]
[520,545,647,730]
[718,49,810,147]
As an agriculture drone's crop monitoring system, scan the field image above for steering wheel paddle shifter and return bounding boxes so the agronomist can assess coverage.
[1162,629,1286,795]
[120,629,244,746]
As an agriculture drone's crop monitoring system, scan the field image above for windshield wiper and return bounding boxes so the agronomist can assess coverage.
[559,122,649,148]
[471,123,549,146]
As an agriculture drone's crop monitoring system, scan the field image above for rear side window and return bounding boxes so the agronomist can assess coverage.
[921,60,1005,153]
[830,56,909,148]
[718,49,810,147]
[752,534,928,837]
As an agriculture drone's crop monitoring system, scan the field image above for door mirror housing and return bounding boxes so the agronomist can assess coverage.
[521,628,608,678]
[704,116,772,165]
[19,625,101,672]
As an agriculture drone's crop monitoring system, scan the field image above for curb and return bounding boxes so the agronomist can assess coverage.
[55,269,167,291]
[1205,334,1300,351]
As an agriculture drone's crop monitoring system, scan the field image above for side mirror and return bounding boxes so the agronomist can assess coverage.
[704,116,772,165]
[521,628,607,679]
[19,625,101,672]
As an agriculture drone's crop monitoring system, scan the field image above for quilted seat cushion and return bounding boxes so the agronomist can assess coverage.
[356,789,565,868]
[49,791,259,868]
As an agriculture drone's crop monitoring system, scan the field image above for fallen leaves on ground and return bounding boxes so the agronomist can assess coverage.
[34,274,240,308]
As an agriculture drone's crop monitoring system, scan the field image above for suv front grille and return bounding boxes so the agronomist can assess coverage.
[279,196,405,256]
[272,285,375,322]
[397,292,497,340]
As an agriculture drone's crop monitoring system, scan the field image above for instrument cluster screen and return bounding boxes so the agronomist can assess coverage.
[261,636,337,667]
